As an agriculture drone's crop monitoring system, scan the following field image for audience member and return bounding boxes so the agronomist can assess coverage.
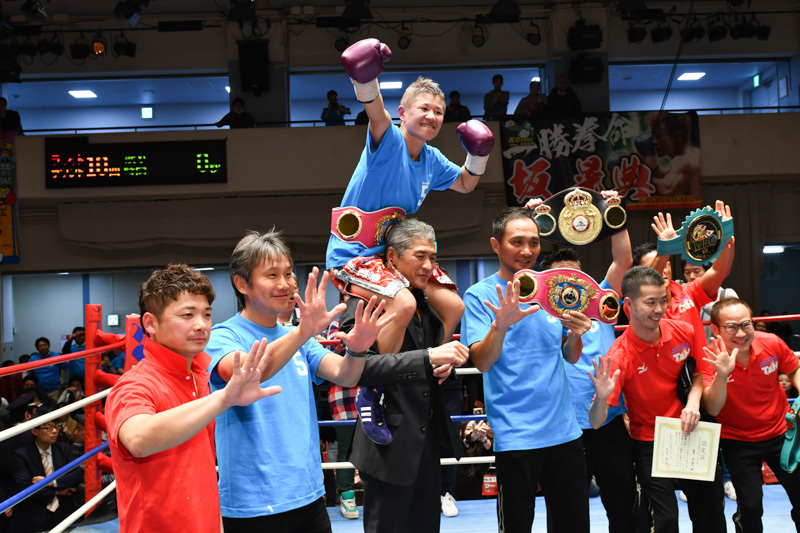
[483,74,510,120]
[514,81,547,120]
[110,352,126,375]
[354,109,369,125]
[701,297,800,532]
[454,420,493,501]
[215,97,255,129]
[444,90,472,123]
[0,360,24,403]
[61,327,86,380]
[277,272,301,327]
[12,412,83,533]
[780,373,799,399]
[0,97,23,135]
[28,338,65,401]
[105,264,281,533]
[590,266,725,533]
[321,90,351,126]
[205,229,392,532]
[682,261,738,342]
[548,75,582,115]
[461,207,593,532]
[339,218,467,531]
[56,375,84,408]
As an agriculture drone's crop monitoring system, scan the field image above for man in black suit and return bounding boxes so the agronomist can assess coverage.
[339,218,469,533]
[0,97,23,135]
[11,413,83,533]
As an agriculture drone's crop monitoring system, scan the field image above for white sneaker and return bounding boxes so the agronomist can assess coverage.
[441,492,459,517]
[724,481,737,501]
[678,490,687,502]
[340,491,359,520]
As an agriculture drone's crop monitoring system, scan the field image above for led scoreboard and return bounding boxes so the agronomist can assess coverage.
[45,137,227,189]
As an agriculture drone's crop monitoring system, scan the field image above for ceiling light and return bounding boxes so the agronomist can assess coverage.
[397,24,411,50]
[763,245,784,254]
[92,35,107,56]
[707,20,728,42]
[472,25,487,48]
[627,24,647,44]
[69,90,97,98]
[650,24,673,43]
[681,23,705,43]
[194,267,215,271]
[225,86,230,93]
[379,81,402,90]
[334,36,349,52]
[526,24,541,46]
[677,72,705,81]
[531,76,541,82]
[141,107,153,119]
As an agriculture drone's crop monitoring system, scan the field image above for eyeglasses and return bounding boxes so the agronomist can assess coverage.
[36,424,59,432]
[722,321,755,335]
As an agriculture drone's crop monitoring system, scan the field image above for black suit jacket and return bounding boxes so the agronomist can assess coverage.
[12,440,83,505]
[342,290,462,486]
[1,110,22,135]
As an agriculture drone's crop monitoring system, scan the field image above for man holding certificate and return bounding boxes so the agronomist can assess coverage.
[701,297,800,532]
[589,265,725,533]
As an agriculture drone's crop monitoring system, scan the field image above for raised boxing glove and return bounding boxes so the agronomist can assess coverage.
[458,120,495,176]
[341,38,392,103]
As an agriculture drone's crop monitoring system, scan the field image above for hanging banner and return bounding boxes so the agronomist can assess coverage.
[0,132,19,264]
[500,111,703,211]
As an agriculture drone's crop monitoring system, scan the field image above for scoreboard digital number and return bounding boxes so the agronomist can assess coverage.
[45,137,227,189]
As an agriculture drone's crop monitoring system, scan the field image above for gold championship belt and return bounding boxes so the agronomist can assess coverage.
[533,188,627,246]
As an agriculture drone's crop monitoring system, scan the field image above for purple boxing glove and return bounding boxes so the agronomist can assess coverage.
[341,38,392,103]
[457,120,495,176]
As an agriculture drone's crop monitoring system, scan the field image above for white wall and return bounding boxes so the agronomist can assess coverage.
[609,88,739,113]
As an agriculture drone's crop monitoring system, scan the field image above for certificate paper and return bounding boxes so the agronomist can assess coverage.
[652,416,721,481]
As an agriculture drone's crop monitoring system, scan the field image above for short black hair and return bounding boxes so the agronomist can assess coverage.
[450,90,460,98]
[632,243,656,267]
[232,97,245,106]
[621,265,664,300]
[492,74,503,82]
[541,248,580,270]
[35,337,50,348]
[492,207,536,241]
[327,90,337,99]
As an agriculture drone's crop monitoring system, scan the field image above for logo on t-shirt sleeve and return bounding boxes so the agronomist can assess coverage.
[672,343,691,363]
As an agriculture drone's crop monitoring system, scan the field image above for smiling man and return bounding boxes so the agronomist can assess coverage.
[701,297,800,532]
[590,266,725,533]
[106,264,281,533]
[461,207,593,533]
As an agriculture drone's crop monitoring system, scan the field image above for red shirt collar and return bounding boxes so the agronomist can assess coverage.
[142,336,210,376]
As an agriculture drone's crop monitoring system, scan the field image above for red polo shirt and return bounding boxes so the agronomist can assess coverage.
[107,337,220,533]
[702,331,799,442]
[606,318,701,441]
[666,279,712,353]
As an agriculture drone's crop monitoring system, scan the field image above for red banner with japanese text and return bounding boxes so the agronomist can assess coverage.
[500,111,703,210]
[0,131,19,264]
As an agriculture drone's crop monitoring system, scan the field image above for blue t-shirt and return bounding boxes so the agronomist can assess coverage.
[29,352,65,392]
[325,124,461,269]
[206,314,328,518]
[66,342,86,380]
[461,273,582,452]
[563,278,626,430]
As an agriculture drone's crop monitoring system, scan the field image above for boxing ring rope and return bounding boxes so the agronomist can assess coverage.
[0,307,797,532]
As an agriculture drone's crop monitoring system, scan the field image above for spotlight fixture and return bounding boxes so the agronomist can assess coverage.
[627,23,647,44]
[471,25,487,48]
[70,34,92,60]
[113,33,137,57]
[650,24,672,43]
[397,24,411,50]
[37,38,65,56]
[14,42,39,57]
[21,0,49,22]
[478,0,521,24]
[681,21,705,43]
[227,0,257,28]
[341,0,373,21]
[730,15,757,39]
[707,19,728,42]
[526,23,541,46]
[92,34,107,56]
[114,0,150,26]
[757,24,771,41]
[334,36,349,52]
[567,19,603,50]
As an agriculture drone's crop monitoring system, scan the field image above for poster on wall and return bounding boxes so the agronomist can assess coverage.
[500,111,703,210]
[0,131,19,264]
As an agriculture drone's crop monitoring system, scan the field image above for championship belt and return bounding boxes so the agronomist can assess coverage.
[656,207,734,266]
[331,206,406,249]
[512,267,621,324]
[533,188,627,247]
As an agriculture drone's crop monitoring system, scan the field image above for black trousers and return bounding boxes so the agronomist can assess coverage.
[221,497,331,533]
[633,439,726,533]
[722,434,800,532]
[495,437,589,533]
[581,415,638,533]
[360,427,441,533]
